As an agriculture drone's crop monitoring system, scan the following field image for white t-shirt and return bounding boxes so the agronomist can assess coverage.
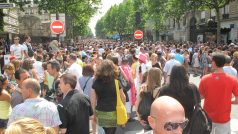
[163,59,181,75]
[33,61,44,83]
[223,66,237,78]
[10,44,23,59]
[22,42,28,52]
[98,48,105,56]
[67,62,82,91]
[135,63,148,92]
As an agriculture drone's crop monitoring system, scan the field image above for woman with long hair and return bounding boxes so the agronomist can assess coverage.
[0,75,12,133]
[91,60,126,134]
[136,67,162,130]
[158,65,199,121]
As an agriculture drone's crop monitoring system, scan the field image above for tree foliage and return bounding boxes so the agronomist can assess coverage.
[96,0,135,38]
[95,0,193,38]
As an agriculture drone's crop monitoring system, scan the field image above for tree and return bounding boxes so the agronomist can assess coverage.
[38,0,100,39]
[95,17,106,38]
[96,0,137,38]
[189,0,233,43]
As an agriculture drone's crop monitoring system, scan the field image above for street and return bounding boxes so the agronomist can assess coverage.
[114,74,238,134]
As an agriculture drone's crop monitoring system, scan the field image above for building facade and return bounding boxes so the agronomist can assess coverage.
[2,8,19,40]
[159,0,238,44]
[18,0,51,42]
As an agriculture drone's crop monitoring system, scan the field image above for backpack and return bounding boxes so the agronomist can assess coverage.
[183,86,212,134]
[26,44,34,57]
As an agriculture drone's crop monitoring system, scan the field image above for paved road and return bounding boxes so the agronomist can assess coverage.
[113,74,238,134]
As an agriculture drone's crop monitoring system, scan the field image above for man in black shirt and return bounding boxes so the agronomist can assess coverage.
[58,73,93,134]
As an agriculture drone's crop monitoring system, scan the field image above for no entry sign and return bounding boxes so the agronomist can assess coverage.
[50,20,64,34]
[134,30,143,40]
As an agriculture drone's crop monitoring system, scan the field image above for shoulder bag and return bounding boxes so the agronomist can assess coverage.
[118,67,131,92]
[115,79,128,125]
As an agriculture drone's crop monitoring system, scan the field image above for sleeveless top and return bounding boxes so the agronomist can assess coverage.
[0,101,12,119]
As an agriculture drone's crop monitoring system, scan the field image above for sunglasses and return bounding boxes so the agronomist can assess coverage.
[164,119,189,131]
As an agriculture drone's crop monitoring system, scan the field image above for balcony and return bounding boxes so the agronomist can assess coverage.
[222,14,229,19]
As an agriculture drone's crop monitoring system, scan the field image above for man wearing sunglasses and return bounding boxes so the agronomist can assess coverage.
[147,96,188,134]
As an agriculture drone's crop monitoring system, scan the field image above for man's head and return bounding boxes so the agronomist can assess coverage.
[59,73,77,94]
[176,48,180,54]
[148,96,187,134]
[15,68,30,88]
[13,36,20,45]
[211,53,226,69]
[21,78,41,100]
[68,53,77,65]
[224,55,232,66]
[47,60,60,76]
[36,55,43,62]
[24,35,31,43]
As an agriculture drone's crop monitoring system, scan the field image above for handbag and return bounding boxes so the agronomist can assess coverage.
[118,67,131,92]
[115,79,128,125]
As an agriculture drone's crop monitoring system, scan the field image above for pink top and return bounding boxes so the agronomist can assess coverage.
[120,65,136,105]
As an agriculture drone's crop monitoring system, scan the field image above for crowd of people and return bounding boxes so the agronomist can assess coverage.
[0,35,238,134]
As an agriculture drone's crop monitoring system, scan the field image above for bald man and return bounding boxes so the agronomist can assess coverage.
[146,96,188,134]
[8,78,61,133]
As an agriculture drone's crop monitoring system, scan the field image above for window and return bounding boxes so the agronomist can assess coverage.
[222,4,229,19]
[183,17,186,26]
[225,5,229,14]
[201,11,205,19]
[221,5,229,14]
[211,9,216,17]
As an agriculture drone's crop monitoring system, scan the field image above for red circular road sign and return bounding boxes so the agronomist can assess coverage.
[50,20,64,34]
[134,30,143,40]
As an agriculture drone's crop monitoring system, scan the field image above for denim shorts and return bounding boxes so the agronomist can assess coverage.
[0,119,8,128]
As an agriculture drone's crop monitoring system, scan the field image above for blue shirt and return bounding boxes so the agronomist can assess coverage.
[174,53,184,64]
[79,76,94,98]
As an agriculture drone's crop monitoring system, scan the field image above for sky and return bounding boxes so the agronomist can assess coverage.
[89,0,124,36]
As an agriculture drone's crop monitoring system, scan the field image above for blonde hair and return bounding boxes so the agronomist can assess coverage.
[4,118,55,134]
[150,53,158,64]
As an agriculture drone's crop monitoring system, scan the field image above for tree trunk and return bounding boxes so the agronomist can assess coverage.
[216,8,221,44]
